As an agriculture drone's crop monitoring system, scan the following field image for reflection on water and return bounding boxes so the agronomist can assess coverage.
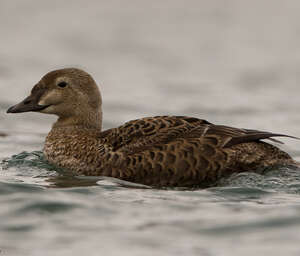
[2,152,300,256]
[2,151,300,256]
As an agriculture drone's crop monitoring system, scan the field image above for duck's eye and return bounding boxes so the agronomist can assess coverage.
[57,81,68,88]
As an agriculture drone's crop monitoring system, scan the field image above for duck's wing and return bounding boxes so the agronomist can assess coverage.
[98,116,209,151]
[97,116,297,186]
[203,125,299,148]
[99,116,297,154]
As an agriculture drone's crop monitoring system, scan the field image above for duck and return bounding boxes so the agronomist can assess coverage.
[6,68,298,187]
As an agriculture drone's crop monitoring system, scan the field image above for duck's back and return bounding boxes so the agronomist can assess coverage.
[44,116,295,187]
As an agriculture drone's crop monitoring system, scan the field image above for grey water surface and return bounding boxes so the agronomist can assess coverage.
[1,1,300,255]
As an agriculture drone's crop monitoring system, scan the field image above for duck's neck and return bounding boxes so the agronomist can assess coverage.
[52,108,102,130]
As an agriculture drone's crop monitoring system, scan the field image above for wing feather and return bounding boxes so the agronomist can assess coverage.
[98,116,298,154]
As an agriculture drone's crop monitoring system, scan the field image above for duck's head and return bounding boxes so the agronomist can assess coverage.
[7,68,103,129]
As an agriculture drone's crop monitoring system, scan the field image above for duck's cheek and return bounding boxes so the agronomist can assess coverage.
[39,105,58,114]
[38,89,63,106]
[39,103,75,116]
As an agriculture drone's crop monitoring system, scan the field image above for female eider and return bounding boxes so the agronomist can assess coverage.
[7,68,298,187]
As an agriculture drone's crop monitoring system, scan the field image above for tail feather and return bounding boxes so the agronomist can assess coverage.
[224,133,300,148]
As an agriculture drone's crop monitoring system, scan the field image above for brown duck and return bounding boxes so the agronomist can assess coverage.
[7,68,298,187]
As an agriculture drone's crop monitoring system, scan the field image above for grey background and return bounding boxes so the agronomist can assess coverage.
[1,1,299,144]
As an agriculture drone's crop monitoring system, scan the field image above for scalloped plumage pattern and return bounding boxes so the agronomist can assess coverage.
[44,115,296,187]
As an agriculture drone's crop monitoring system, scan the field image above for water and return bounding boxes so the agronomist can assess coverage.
[1,1,300,255]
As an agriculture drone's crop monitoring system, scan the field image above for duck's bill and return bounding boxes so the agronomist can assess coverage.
[6,95,49,113]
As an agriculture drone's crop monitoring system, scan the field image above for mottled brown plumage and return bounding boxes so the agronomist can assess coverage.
[7,68,298,187]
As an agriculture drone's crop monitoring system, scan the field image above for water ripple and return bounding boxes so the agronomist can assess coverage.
[1,152,300,256]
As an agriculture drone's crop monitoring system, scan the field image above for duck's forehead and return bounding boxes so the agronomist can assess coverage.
[31,80,47,93]
[41,68,91,85]
[42,69,70,84]
[30,68,96,94]
[31,70,64,92]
